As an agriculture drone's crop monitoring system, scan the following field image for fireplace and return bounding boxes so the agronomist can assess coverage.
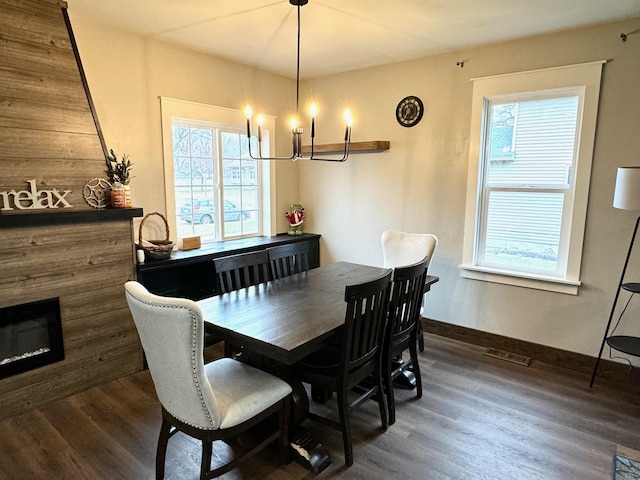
[0,298,64,379]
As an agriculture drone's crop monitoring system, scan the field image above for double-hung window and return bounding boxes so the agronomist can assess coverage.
[160,98,276,242]
[461,62,605,294]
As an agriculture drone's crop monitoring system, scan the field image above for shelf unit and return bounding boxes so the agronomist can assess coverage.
[590,214,640,387]
[591,281,640,386]
[301,140,390,155]
[604,282,640,356]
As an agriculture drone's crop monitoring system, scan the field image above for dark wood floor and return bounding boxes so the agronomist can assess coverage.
[1,333,640,480]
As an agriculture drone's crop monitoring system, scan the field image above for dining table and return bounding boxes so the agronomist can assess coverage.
[196,261,439,474]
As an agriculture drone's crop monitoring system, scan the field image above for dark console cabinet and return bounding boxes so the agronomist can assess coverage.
[136,233,320,300]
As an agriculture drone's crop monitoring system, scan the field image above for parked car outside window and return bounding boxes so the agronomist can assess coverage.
[180,199,249,224]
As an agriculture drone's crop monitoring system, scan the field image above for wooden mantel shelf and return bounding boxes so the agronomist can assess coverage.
[0,207,143,228]
[301,140,390,155]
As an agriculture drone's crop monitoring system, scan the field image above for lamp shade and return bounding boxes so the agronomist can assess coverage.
[613,167,640,210]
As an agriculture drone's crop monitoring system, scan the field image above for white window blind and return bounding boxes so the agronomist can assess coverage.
[479,94,580,275]
[460,61,605,294]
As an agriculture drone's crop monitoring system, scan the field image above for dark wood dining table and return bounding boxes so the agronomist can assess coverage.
[196,261,438,474]
[198,261,391,365]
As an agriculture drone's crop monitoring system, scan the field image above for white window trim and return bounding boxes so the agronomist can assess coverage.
[159,97,277,241]
[460,61,605,295]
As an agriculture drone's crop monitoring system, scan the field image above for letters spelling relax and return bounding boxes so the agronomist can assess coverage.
[0,179,73,211]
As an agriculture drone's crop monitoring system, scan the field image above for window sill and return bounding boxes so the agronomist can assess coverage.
[458,264,580,295]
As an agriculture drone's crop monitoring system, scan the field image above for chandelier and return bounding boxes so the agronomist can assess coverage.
[244,0,352,162]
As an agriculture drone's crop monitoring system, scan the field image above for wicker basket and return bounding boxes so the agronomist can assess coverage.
[138,212,174,261]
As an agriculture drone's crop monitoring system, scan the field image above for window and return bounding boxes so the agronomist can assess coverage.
[461,61,605,294]
[160,98,276,242]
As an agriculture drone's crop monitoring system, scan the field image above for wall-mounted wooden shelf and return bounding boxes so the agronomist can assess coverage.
[0,207,143,228]
[301,140,390,155]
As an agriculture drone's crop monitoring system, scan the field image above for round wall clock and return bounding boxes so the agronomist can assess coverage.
[396,95,424,127]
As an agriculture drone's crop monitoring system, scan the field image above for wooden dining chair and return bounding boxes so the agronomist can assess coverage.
[213,250,272,357]
[381,230,438,351]
[267,242,311,279]
[383,258,429,425]
[124,281,292,480]
[213,250,272,294]
[294,270,392,466]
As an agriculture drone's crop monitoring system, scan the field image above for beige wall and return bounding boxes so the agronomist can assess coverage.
[301,18,640,358]
[69,11,300,235]
[69,8,640,359]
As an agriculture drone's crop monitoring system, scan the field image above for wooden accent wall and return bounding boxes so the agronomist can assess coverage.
[0,0,106,204]
[0,0,142,420]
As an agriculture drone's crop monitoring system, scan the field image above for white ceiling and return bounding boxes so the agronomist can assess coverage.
[68,0,640,79]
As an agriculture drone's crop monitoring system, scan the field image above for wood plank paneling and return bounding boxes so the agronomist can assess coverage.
[0,67,88,106]
[1,2,71,50]
[0,36,78,79]
[0,126,103,159]
[0,219,142,420]
[0,0,142,419]
[0,323,140,394]
[0,157,105,189]
[0,260,134,308]
[0,238,133,283]
[0,97,96,133]
[1,0,66,18]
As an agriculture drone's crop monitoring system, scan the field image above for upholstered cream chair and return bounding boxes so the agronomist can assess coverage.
[381,230,438,351]
[124,281,292,479]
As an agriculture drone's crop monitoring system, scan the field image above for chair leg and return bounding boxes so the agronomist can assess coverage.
[376,372,388,431]
[278,398,291,464]
[337,390,353,466]
[385,367,396,425]
[410,342,423,399]
[200,440,212,480]
[156,417,172,480]
[417,321,425,352]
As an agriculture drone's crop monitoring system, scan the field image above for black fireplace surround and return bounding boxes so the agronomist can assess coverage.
[0,297,64,379]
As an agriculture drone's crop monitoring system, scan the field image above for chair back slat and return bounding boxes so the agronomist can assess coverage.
[214,250,271,294]
[387,258,429,351]
[342,271,392,377]
[267,242,311,279]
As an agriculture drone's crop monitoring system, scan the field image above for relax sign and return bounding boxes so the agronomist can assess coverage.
[0,179,72,211]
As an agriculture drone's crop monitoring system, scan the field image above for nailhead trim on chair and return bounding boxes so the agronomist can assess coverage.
[188,305,215,429]
[134,294,216,430]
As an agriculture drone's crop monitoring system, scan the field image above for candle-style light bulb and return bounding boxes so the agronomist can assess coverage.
[343,108,353,126]
[290,118,297,132]
[343,108,352,142]
[310,103,317,138]
[244,105,253,138]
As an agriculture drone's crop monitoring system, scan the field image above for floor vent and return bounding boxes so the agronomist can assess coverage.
[483,348,531,366]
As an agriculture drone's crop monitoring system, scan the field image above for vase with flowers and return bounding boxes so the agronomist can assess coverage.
[105,149,133,208]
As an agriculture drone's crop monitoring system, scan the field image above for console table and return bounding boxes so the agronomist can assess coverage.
[136,233,320,300]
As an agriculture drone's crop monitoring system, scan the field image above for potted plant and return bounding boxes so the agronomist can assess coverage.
[105,149,133,207]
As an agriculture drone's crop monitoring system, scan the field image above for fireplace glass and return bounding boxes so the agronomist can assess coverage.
[0,297,64,379]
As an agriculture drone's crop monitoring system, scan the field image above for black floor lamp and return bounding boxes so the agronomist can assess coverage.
[590,166,640,387]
